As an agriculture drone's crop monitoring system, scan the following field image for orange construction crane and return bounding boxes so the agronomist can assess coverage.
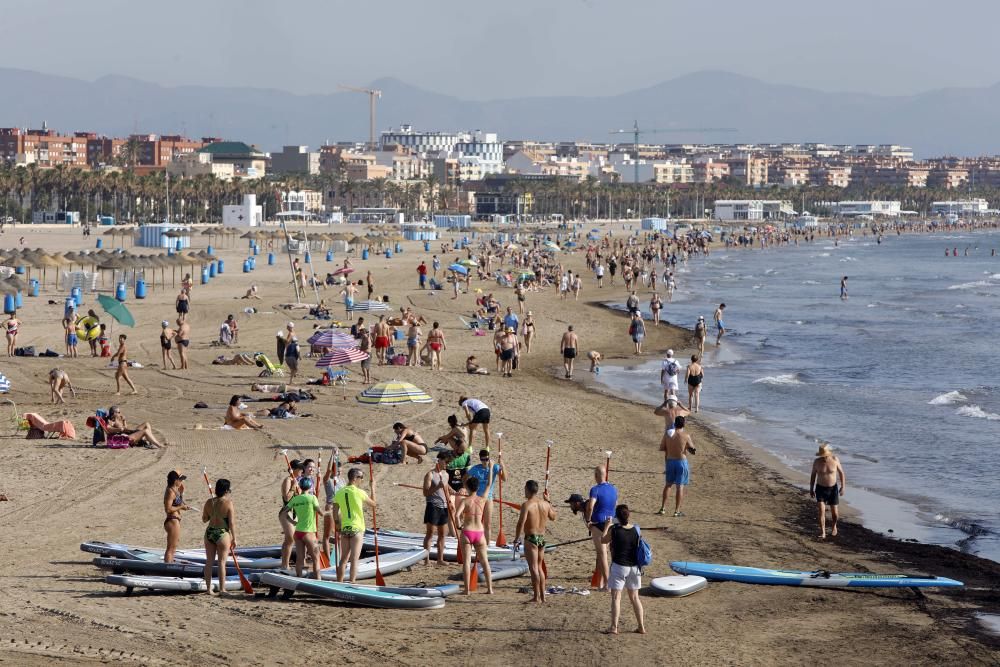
[339,85,383,149]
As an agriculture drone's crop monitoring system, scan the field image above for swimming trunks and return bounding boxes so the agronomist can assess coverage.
[205,525,228,544]
[67,333,78,346]
[716,320,725,330]
[500,348,514,361]
[665,459,690,486]
[462,529,484,544]
[178,339,190,347]
[470,407,491,424]
[345,297,355,309]
[407,337,417,348]
[429,341,442,352]
[526,534,546,548]
[563,347,577,359]
[423,503,450,527]
[814,483,839,506]
[374,336,390,349]
[176,301,189,314]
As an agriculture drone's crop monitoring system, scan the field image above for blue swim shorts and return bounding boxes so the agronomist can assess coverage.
[665,459,690,486]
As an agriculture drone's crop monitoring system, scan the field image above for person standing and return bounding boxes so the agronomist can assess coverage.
[595,261,605,288]
[422,452,452,566]
[522,311,536,353]
[625,291,639,316]
[514,479,556,604]
[5,312,19,356]
[175,288,190,323]
[63,317,78,358]
[159,320,177,369]
[714,303,726,346]
[560,325,578,379]
[466,449,505,541]
[840,276,849,300]
[572,272,582,300]
[426,322,446,371]
[586,466,617,590]
[279,460,304,570]
[455,477,494,595]
[176,318,191,370]
[340,281,358,321]
[810,443,846,539]
[358,328,373,382]
[113,334,137,395]
[628,312,646,355]
[499,327,518,377]
[373,316,391,366]
[660,349,681,400]
[658,415,695,516]
[459,396,491,451]
[201,478,236,596]
[601,504,646,635]
[280,477,323,579]
[332,467,375,582]
[163,470,191,563]
[649,293,663,325]
[366,270,375,300]
[417,261,428,289]
[432,254,441,278]
[694,315,707,356]
[502,306,519,333]
[685,354,704,412]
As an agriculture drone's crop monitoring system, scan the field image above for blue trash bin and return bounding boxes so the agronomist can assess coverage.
[217,259,225,274]
[243,260,250,273]
[207,245,214,256]
[135,280,147,299]
[115,282,127,302]
[268,253,275,266]
[14,265,25,275]
[71,287,82,307]
[423,241,430,252]
[209,262,217,278]
[29,279,39,298]
[176,240,182,251]
[385,249,393,259]
[201,268,209,284]
[252,245,259,256]
[362,249,369,260]
[64,297,75,318]
[326,250,333,262]
[304,252,311,264]
[395,243,402,254]
[249,257,256,270]
[3,294,15,315]
[96,239,103,249]
[15,291,22,309]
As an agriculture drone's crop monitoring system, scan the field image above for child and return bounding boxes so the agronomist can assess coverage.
[98,324,111,358]
[64,318,78,358]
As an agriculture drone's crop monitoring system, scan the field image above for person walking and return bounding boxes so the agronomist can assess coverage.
[685,354,704,412]
[810,443,846,539]
[113,334,137,395]
[601,504,646,635]
[586,466,617,590]
[160,320,177,369]
[658,415,695,516]
[560,325,578,379]
[628,312,646,355]
[714,303,726,346]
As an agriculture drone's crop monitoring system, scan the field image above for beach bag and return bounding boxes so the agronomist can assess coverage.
[635,525,653,569]
[106,435,131,449]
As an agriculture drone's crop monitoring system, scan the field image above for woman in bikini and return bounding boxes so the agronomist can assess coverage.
[685,354,704,413]
[160,320,177,370]
[105,406,164,448]
[455,476,493,595]
[224,395,263,430]
[113,334,137,395]
[163,470,191,563]
[426,322,446,371]
[279,459,304,570]
[650,293,663,326]
[522,311,536,353]
[202,478,236,595]
[406,322,421,367]
[5,312,19,356]
[390,422,427,464]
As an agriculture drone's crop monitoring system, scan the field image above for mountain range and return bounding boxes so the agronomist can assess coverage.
[1,68,996,158]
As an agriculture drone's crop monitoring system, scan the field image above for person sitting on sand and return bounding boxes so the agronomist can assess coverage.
[466,355,488,375]
[241,284,261,300]
[225,314,239,344]
[48,368,76,404]
[225,395,262,430]
[105,405,164,448]
[389,422,427,464]
[810,443,846,540]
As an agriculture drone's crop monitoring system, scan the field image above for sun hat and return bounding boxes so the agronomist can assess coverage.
[815,443,833,457]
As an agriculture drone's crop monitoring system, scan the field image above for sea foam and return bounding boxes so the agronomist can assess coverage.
[955,405,1000,421]
[929,391,967,406]
[752,373,803,386]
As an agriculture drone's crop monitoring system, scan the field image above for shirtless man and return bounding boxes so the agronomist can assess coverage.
[809,443,846,539]
[714,303,726,346]
[372,316,391,365]
[499,327,518,378]
[560,325,578,379]
[514,480,557,603]
[176,317,191,370]
[340,282,358,320]
[658,415,696,516]
[654,394,690,436]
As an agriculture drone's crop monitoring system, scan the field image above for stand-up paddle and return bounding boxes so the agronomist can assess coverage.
[541,440,553,577]
[392,483,521,510]
[204,468,254,595]
[494,432,507,547]
[332,446,340,567]
[316,451,330,569]
[591,450,612,588]
[367,450,386,586]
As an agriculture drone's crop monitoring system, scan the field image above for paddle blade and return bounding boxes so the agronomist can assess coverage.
[375,569,386,587]
[469,559,479,592]
[590,567,602,588]
[495,529,507,548]
[319,550,331,570]
[232,556,255,595]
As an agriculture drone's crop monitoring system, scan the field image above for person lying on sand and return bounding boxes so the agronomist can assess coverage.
[106,405,164,448]
[224,395,262,430]
[241,284,261,300]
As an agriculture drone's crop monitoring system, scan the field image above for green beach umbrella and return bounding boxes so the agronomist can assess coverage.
[97,293,136,327]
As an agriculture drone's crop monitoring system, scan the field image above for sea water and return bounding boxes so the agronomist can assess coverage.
[595,231,1000,562]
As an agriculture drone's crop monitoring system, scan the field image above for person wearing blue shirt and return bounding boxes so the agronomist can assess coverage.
[502,307,519,333]
[586,466,618,590]
[465,449,506,542]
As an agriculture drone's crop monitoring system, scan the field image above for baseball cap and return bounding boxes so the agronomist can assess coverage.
[666,349,674,357]
[161,320,169,328]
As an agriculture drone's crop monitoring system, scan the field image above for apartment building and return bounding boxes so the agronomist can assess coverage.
[271,145,320,175]
[0,126,88,167]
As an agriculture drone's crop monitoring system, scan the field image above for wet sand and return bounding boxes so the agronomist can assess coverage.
[0,225,997,666]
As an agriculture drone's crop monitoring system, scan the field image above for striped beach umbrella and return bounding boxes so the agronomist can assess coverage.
[0,372,10,393]
[458,258,479,267]
[356,380,433,405]
[331,267,354,277]
[307,329,356,347]
[316,347,369,367]
[349,300,390,312]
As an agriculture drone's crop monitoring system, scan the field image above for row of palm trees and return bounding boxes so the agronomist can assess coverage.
[2,163,997,224]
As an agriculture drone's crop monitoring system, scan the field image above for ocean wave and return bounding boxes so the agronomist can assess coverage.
[752,373,803,386]
[955,405,1000,420]
[929,391,967,406]
[817,253,831,257]
[838,256,857,262]
[802,279,820,285]
[947,280,991,290]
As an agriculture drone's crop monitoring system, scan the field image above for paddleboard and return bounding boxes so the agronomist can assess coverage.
[448,558,529,582]
[105,575,252,593]
[669,562,965,588]
[82,541,282,560]
[649,575,707,597]
[364,529,522,561]
[258,572,445,609]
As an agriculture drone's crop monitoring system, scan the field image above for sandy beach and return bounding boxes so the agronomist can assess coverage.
[0,224,997,666]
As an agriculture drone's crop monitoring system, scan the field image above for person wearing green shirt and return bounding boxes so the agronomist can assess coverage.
[332,467,375,582]
[280,477,323,579]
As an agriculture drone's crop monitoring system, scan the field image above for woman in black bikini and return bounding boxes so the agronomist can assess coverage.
[163,470,191,563]
[522,311,536,353]
[160,320,177,370]
[202,478,236,596]
[685,354,704,413]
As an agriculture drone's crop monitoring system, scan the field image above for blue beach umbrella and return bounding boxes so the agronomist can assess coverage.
[448,263,469,275]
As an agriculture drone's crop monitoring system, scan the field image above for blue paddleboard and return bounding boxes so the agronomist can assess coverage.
[669,562,963,589]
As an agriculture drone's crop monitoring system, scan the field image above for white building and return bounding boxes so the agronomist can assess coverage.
[931,199,989,216]
[380,125,504,175]
[713,200,795,221]
[832,201,901,217]
[223,194,263,227]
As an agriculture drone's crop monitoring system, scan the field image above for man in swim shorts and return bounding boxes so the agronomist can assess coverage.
[422,452,452,565]
[560,325,578,379]
[373,316,391,365]
[514,479,557,603]
[714,303,726,346]
[586,466,617,590]
[809,443,846,539]
[658,415,695,516]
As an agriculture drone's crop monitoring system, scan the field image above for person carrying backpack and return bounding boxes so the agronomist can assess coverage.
[660,349,681,398]
[601,504,646,635]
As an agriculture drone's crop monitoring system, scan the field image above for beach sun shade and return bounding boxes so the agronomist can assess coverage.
[316,347,369,367]
[307,330,356,347]
[96,294,136,327]
[349,300,389,312]
[448,263,469,275]
[516,270,535,280]
[0,372,10,393]
[356,380,433,405]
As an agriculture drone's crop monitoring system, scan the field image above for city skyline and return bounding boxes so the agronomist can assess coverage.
[1,0,997,99]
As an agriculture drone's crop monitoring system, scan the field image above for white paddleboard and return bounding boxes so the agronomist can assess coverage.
[649,575,707,597]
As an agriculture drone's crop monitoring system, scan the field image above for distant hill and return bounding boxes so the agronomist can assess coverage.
[0,68,996,157]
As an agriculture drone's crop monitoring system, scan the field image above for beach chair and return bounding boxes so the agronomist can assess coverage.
[254,353,285,377]
[324,369,349,386]
[85,411,130,448]
[8,400,29,435]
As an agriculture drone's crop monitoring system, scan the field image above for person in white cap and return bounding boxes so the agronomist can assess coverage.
[694,315,707,355]
[660,349,682,399]
[159,320,177,370]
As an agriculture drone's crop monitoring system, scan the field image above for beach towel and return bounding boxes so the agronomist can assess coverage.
[212,353,255,366]
[24,413,77,440]
[0,372,10,393]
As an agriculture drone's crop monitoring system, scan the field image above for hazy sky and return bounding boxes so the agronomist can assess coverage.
[2,0,996,98]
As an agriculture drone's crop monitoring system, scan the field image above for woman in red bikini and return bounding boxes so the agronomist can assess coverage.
[426,321,446,371]
[455,476,494,595]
